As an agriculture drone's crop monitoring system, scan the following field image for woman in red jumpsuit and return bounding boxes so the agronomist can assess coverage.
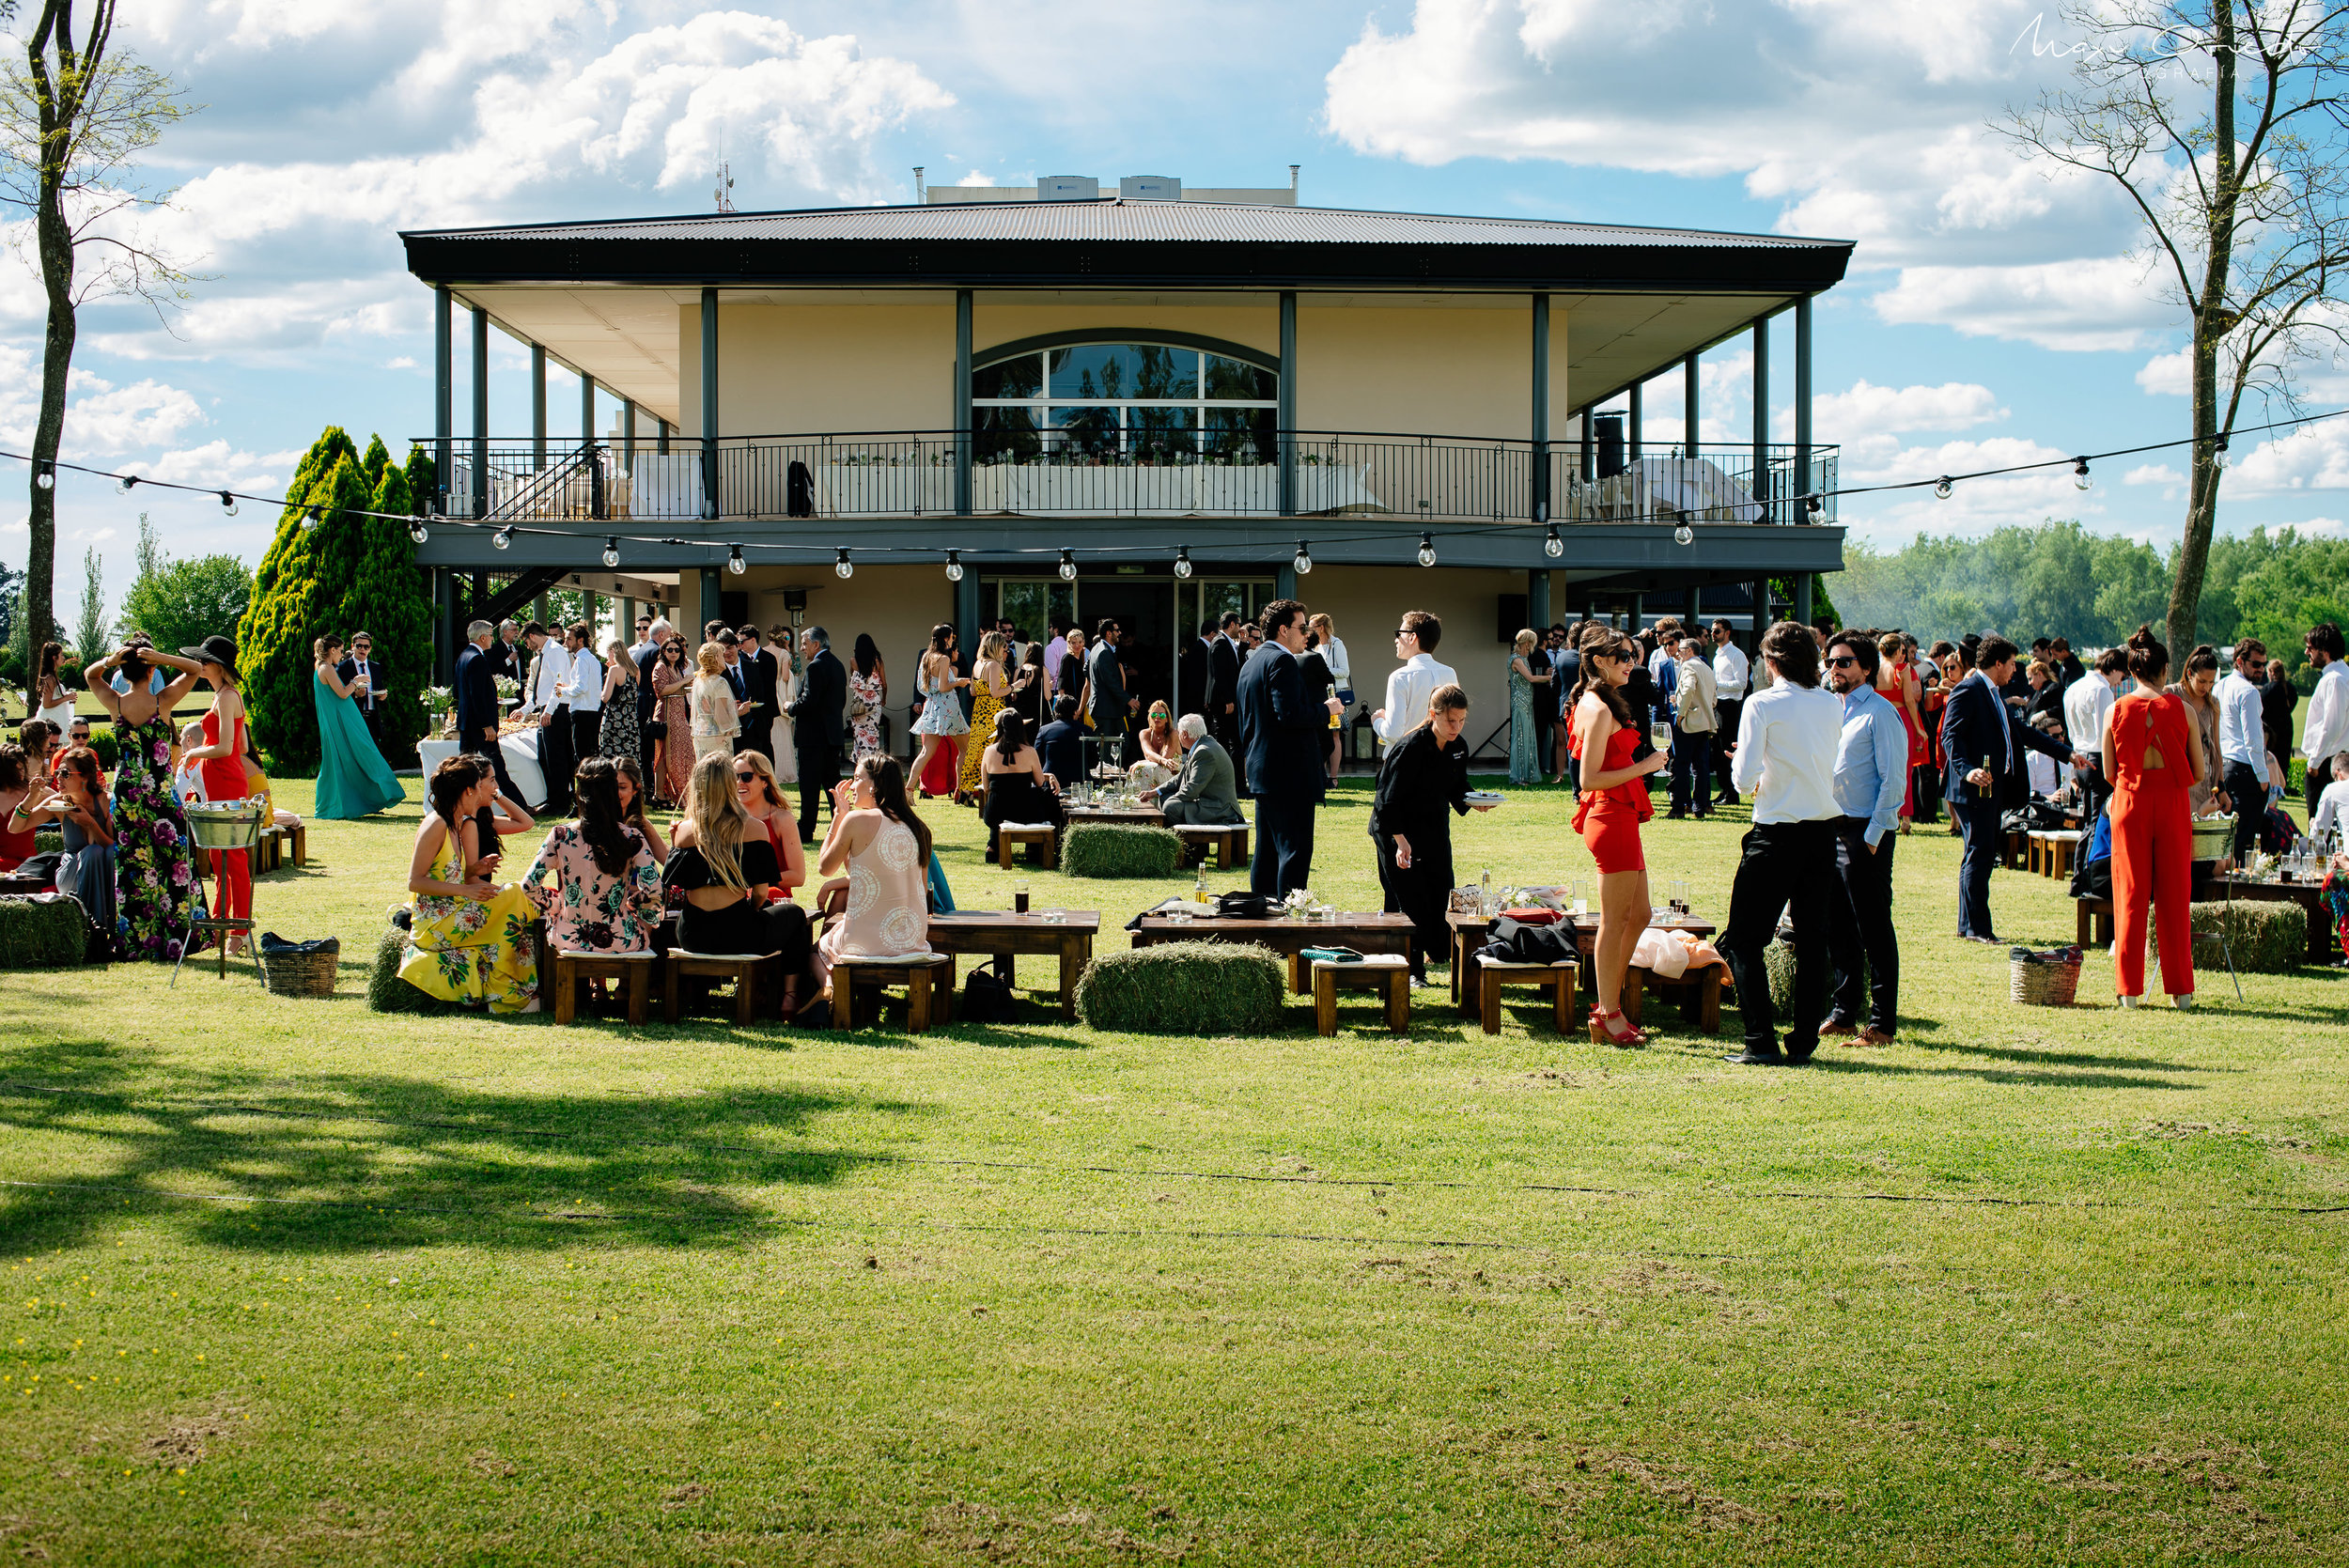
[1571,626,1668,1047]
[2104,625,2202,1009]
[180,636,255,956]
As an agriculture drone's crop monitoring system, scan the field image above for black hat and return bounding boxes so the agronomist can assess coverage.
[180,635,240,680]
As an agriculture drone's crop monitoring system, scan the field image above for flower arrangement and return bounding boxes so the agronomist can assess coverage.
[419,686,453,717]
[493,675,521,703]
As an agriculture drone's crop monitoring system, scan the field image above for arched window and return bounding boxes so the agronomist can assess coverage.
[971,334,1278,463]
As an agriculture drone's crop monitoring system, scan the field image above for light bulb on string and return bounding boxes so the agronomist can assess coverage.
[1416,532,1437,568]
[1058,549,1077,582]
[1293,540,1312,575]
[2212,437,2230,471]
[1673,524,1694,547]
[1174,547,1192,580]
[835,549,853,580]
[1803,493,1824,521]
[2073,457,2092,491]
[725,544,746,576]
[300,507,319,534]
[409,520,429,545]
[34,465,54,491]
[217,490,238,518]
[117,474,138,495]
[944,549,963,583]
[601,536,621,569]
[1933,476,1953,501]
[1544,522,1563,559]
[492,525,513,551]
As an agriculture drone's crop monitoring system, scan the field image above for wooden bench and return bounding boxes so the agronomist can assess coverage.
[1311,955,1410,1036]
[1476,957,1579,1035]
[2029,830,2084,879]
[2002,830,2029,871]
[832,953,956,1032]
[551,948,659,1025]
[996,824,1058,871]
[253,828,283,875]
[1630,965,1724,1034]
[284,823,307,866]
[1173,822,1249,871]
[664,949,780,1025]
[2076,896,2115,948]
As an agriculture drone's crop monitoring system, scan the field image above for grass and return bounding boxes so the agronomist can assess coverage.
[3,770,2346,1564]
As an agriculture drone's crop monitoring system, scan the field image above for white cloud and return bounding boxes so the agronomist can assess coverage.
[1871,258,2174,351]
[2124,462,2186,499]
[2136,348,2190,396]
[1811,380,2005,439]
[2225,421,2349,496]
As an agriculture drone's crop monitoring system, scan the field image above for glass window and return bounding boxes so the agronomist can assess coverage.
[1046,406,1121,457]
[972,354,1042,400]
[972,340,1276,465]
[1205,355,1277,401]
[1048,344,1198,401]
[974,405,1039,462]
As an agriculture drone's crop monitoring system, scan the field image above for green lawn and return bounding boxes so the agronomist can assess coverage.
[3,773,2345,1564]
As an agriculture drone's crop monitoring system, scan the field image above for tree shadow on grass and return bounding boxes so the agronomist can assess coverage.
[0,1036,926,1257]
[1895,1036,2220,1075]
[1796,1055,2200,1091]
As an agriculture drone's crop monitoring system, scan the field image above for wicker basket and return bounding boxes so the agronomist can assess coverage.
[257,939,338,998]
[2010,945,2082,1006]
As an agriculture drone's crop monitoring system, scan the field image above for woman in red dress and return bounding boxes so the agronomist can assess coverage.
[1876,632,1926,831]
[2106,625,2201,1009]
[1571,626,1668,1047]
[176,635,254,955]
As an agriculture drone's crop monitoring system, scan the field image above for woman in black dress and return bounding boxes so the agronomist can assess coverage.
[978,709,1066,859]
[662,751,813,1001]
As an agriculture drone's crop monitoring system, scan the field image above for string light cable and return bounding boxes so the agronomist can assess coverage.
[5,399,2341,567]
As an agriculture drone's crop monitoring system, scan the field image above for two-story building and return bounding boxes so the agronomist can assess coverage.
[400,173,1851,749]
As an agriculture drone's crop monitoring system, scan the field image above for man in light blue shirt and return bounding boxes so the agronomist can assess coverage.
[1822,631,1906,1043]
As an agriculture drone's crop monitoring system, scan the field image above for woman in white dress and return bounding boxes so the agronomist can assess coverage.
[1309,613,1349,786]
[769,627,800,782]
[908,623,971,800]
[32,642,77,732]
[688,642,739,761]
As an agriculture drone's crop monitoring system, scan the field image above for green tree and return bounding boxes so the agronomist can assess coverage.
[237,427,365,774]
[70,544,102,668]
[401,444,434,516]
[117,550,251,659]
[2232,531,2349,688]
[349,458,435,762]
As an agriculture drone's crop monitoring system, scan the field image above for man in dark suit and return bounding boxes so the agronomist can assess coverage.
[454,619,521,800]
[1206,611,1244,755]
[486,620,522,684]
[736,624,778,761]
[1237,598,1341,895]
[335,629,387,752]
[787,625,848,843]
[1941,633,2072,942]
[1084,616,1132,747]
[633,616,669,781]
[1177,617,1210,722]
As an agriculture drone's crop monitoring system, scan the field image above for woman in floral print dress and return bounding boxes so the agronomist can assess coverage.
[521,758,662,954]
[84,639,207,961]
[399,755,538,1013]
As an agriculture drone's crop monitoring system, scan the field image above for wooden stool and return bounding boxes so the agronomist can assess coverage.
[2029,830,2083,878]
[287,825,308,866]
[1477,958,1579,1034]
[1311,955,1410,1035]
[663,949,779,1025]
[1173,823,1249,870]
[552,949,659,1025]
[2076,895,2115,947]
[832,953,956,1032]
[1637,965,1722,1033]
[2002,830,2028,870]
[997,825,1057,870]
[253,829,283,874]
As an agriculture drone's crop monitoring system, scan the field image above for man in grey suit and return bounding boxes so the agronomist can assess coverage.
[1154,714,1245,826]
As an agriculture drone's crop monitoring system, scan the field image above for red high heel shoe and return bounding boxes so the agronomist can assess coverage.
[1588,1006,1647,1048]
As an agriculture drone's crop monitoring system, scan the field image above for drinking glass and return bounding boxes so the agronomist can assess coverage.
[1568,879,1587,918]
[1014,881,1031,914]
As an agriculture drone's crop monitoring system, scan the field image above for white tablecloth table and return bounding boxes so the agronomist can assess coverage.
[413,733,549,812]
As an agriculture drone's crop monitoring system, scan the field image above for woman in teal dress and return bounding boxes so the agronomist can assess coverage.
[313,634,404,819]
[1506,629,1548,785]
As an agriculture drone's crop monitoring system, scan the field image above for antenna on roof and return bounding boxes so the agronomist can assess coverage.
[714,160,735,213]
[913,165,926,203]
[1289,163,1300,197]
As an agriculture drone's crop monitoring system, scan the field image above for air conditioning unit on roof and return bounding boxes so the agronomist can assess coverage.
[1037,175,1099,202]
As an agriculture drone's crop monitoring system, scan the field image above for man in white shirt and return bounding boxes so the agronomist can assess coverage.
[1719,621,1845,1066]
[518,619,574,813]
[2310,753,2349,842]
[1709,618,1750,805]
[2301,622,2348,821]
[2216,639,2271,862]
[2062,647,2125,819]
[558,621,604,772]
[1372,611,1458,747]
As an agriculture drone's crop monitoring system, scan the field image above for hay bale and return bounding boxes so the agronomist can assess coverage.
[1062,823,1184,879]
[0,895,91,970]
[1073,940,1284,1035]
[2147,899,2310,975]
[366,926,459,1014]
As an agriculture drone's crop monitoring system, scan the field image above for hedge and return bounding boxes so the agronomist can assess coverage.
[2148,899,2310,975]
[367,925,459,1014]
[1073,940,1284,1035]
[1062,823,1185,879]
[0,895,92,970]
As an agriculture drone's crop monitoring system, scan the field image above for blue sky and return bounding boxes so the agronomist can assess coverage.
[6,0,2347,625]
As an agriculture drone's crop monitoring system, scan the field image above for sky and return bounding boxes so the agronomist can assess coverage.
[5,0,2348,626]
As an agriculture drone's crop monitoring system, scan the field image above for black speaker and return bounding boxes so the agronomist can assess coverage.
[1498,593,1528,644]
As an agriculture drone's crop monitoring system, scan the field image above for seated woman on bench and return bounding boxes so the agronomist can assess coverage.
[662,752,813,994]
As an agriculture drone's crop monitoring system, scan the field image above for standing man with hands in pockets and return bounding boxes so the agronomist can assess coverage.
[1238,599,1343,895]
[1821,631,1908,1045]
[1941,634,2073,942]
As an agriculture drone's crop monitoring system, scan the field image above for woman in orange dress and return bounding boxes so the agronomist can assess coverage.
[2105,625,2202,1009]
[1571,625,1668,1047]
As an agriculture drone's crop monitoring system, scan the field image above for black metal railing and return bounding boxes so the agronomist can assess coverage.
[424,432,1838,527]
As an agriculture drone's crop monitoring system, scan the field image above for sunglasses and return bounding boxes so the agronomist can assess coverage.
[735,769,758,783]
[1827,655,1859,669]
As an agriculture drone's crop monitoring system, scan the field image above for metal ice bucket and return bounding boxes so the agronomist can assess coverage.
[184,800,266,853]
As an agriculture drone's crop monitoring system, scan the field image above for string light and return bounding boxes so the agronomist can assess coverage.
[2212,436,2230,471]
[601,536,620,568]
[1058,549,1077,581]
[944,549,963,583]
[725,543,746,576]
[492,525,513,551]
[1544,521,1563,559]
[1802,493,1824,520]
[1673,524,1694,546]
[2073,457,2092,491]
[1934,476,1953,501]
[409,520,429,545]
[1293,540,1312,575]
[834,548,852,579]
[300,506,319,533]
[217,489,238,517]
[117,474,138,494]
[1174,547,1192,580]
[1417,531,1437,567]
[34,463,54,490]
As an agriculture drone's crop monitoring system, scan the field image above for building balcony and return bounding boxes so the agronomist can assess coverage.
[429,430,1838,530]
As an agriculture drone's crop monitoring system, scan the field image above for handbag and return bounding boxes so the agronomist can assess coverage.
[1214,892,1278,920]
[643,719,668,740]
[848,694,871,721]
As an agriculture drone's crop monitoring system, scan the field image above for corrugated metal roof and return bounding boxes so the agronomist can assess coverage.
[405,199,1828,251]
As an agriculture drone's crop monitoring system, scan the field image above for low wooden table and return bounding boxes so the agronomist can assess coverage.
[1131,908,1415,993]
[926,909,1100,1019]
[1450,908,1719,1021]
[1065,804,1166,830]
[2210,875,2340,964]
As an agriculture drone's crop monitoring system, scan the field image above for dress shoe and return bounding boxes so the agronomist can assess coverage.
[1783,1040,1817,1064]
[1726,1048,1785,1065]
[1666,809,1688,820]
[1854,1026,1895,1045]
[1819,1016,1859,1038]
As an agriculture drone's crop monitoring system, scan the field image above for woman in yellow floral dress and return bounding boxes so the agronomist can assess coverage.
[399,755,539,1013]
[957,630,1017,800]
